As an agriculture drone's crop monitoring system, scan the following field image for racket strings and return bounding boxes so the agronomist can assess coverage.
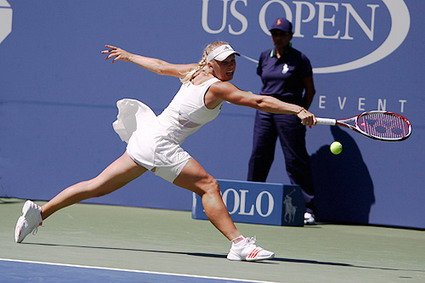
[357,113,410,140]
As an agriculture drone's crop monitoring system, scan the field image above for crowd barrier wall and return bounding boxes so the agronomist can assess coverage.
[1,1,423,229]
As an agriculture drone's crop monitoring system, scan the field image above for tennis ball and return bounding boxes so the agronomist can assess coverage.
[330,141,343,155]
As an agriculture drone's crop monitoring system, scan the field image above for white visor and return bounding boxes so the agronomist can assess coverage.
[207,44,240,62]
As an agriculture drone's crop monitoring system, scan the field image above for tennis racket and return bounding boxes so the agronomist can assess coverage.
[315,110,412,141]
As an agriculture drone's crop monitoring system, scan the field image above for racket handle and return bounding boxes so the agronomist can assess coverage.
[316,117,337,126]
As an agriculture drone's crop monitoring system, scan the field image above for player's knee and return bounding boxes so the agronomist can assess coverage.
[201,175,220,196]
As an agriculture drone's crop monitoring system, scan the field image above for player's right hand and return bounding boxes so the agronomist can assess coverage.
[297,108,316,126]
[102,45,133,63]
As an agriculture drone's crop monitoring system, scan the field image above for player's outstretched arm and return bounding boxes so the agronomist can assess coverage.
[209,81,316,126]
[101,44,197,78]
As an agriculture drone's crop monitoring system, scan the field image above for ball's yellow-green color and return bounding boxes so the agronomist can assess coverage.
[330,141,343,155]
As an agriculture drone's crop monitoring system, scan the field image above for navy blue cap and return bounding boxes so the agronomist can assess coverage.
[269,18,293,33]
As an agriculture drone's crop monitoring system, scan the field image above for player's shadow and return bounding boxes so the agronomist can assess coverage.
[310,126,375,224]
[24,242,424,272]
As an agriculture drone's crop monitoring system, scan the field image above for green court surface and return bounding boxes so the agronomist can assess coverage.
[1,198,424,283]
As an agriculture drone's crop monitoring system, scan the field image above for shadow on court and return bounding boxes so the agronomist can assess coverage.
[311,126,375,224]
[2,201,424,283]
[0,199,24,204]
[23,242,424,273]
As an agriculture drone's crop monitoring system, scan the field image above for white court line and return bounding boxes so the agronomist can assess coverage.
[0,258,277,283]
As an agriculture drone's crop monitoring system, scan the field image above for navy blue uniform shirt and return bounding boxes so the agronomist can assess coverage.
[257,47,312,106]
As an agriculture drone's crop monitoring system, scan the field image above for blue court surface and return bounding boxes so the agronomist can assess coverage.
[0,259,271,283]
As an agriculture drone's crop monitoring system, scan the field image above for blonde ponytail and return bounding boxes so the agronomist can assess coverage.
[180,41,229,83]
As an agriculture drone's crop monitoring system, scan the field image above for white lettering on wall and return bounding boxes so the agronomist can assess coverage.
[338,96,347,110]
[229,0,248,35]
[222,188,240,214]
[201,0,410,74]
[222,188,275,218]
[377,99,386,111]
[399,100,407,113]
[258,0,293,35]
[201,0,248,35]
[314,2,340,39]
[293,1,315,38]
[358,97,366,111]
[319,95,326,109]
[341,4,379,41]
[238,189,254,215]
[256,191,274,217]
[316,95,407,113]
[203,1,381,40]
[201,0,230,34]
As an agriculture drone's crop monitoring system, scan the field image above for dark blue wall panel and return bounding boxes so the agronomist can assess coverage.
[1,0,423,228]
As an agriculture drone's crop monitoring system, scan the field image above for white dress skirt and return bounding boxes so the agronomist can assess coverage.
[112,98,191,182]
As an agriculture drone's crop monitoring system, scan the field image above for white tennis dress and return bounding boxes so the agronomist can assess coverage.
[113,77,222,182]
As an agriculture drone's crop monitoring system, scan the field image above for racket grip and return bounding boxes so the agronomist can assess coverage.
[316,118,337,126]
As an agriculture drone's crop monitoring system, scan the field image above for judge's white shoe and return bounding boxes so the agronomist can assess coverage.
[304,212,316,225]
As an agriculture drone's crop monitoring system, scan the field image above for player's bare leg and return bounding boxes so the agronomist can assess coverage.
[173,158,274,261]
[15,152,147,242]
[41,152,147,219]
[173,158,240,240]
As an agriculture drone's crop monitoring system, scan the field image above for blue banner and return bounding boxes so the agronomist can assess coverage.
[0,1,423,229]
[192,180,304,226]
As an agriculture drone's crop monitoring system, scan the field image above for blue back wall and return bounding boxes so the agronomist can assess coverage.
[1,0,423,229]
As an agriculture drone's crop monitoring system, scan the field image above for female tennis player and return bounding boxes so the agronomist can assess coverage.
[15,41,316,261]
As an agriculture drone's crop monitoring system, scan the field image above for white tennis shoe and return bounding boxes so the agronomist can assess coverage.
[227,237,274,261]
[304,212,316,225]
[15,200,43,243]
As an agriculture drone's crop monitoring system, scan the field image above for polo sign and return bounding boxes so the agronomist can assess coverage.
[192,179,304,226]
